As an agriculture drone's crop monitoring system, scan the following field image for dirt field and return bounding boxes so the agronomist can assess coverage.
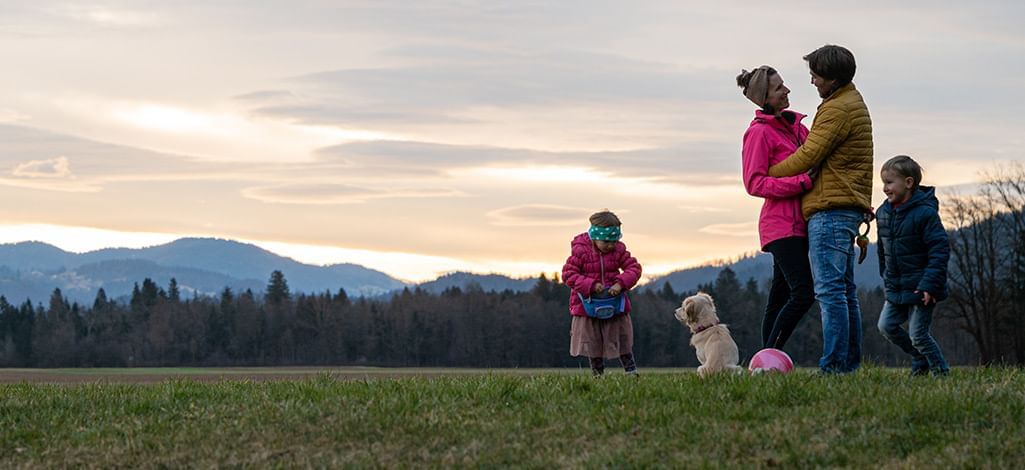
[0,367,589,384]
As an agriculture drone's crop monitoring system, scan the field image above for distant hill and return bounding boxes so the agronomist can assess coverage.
[0,238,406,304]
[414,272,536,294]
[0,241,79,271]
[0,260,265,305]
[75,238,406,295]
[644,244,883,294]
[73,259,266,301]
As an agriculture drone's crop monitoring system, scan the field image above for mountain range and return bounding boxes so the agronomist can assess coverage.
[0,237,884,306]
[0,238,405,304]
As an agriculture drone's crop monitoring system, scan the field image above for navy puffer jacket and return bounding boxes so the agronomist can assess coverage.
[875,185,950,305]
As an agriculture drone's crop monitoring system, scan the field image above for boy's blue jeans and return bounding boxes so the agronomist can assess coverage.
[808,209,863,373]
[877,301,950,375]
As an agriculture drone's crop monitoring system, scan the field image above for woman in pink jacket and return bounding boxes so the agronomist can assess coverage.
[562,210,642,376]
[737,66,815,350]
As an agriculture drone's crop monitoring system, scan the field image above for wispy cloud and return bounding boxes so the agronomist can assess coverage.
[1,155,103,192]
[0,123,216,178]
[241,183,463,205]
[315,140,740,183]
[43,96,393,163]
[289,46,722,109]
[12,156,71,178]
[0,177,101,193]
[244,44,740,151]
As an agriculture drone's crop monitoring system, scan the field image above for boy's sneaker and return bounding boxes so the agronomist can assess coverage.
[625,369,639,377]
[910,357,929,377]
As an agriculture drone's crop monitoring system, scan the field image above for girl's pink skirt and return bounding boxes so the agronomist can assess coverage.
[570,313,633,359]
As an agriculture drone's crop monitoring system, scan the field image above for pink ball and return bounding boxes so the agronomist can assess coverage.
[748,348,794,374]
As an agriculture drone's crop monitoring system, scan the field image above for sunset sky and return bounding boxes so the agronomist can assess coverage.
[1,1,1022,282]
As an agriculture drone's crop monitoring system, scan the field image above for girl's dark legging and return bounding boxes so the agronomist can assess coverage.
[762,236,816,349]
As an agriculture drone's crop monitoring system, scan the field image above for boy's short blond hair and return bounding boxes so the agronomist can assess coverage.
[882,155,924,189]
[589,210,621,227]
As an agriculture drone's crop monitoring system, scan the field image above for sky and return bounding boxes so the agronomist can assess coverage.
[1,1,1023,282]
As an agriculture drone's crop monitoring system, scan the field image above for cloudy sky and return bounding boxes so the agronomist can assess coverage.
[1,1,1022,281]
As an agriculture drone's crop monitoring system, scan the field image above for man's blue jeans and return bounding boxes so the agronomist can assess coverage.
[877,301,949,375]
[808,209,863,373]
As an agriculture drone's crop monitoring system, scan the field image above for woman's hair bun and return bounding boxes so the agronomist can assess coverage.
[736,69,752,89]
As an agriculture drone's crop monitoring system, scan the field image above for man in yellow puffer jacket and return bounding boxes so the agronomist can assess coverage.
[768,45,873,374]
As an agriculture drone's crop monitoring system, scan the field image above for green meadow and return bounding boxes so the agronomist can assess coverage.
[2,367,1024,467]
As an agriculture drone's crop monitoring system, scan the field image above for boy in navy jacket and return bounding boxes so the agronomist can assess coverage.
[875,155,951,376]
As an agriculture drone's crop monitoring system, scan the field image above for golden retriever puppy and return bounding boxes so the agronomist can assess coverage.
[674,292,742,377]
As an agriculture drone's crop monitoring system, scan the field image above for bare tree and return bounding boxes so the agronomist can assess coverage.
[944,190,1011,364]
[984,163,1025,362]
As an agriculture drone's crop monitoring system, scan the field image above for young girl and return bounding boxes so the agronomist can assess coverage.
[875,155,951,376]
[561,210,643,376]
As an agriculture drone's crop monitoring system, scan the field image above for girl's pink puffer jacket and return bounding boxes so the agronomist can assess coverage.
[561,233,642,317]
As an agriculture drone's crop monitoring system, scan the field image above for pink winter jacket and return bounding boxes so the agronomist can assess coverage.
[561,233,643,317]
[742,110,812,250]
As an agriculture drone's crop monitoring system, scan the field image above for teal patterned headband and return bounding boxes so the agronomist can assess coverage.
[588,225,622,241]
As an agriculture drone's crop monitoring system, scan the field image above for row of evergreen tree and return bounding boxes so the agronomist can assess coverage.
[0,268,981,368]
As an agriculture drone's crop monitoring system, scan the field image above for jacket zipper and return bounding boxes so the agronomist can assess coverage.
[785,122,802,148]
[888,207,900,281]
[775,114,802,148]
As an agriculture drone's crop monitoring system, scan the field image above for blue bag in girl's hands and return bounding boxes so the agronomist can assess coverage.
[577,291,627,319]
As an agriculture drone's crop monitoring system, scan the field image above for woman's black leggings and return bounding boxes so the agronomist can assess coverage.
[762,236,815,349]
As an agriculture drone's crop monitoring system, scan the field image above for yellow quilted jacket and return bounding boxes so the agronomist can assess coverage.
[768,83,873,219]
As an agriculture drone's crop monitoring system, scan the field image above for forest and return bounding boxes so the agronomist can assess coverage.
[0,268,981,368]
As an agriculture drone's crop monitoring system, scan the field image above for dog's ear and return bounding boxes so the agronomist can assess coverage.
[682,297,701,323]
[697,292,716,314]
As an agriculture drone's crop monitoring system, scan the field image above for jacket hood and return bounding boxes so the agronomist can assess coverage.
[899,185,939,212]
[752,109,807,129]
[571,232,593,254]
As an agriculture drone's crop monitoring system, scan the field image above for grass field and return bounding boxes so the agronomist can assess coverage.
[2,366,1024,467]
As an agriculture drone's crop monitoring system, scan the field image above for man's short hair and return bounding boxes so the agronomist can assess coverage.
[804,45,857,87]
